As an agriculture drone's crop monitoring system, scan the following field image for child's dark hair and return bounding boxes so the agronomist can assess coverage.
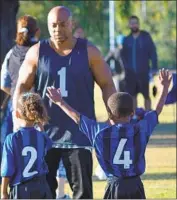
[108,92,134,118]
[15,15,38,46]
[17,92,49,124]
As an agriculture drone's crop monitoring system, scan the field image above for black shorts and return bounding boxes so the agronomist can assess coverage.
[124,74,150,99]
[104,176,146,199]
[9,175,52,199]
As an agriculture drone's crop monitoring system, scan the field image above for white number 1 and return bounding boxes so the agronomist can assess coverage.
[113,138,132,169]
[57,67,68,97]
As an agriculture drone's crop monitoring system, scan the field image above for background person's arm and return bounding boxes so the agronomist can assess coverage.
[87,42,116,113]
[12,43,39,111]
[147,33,158,73]
[1,49,13,95]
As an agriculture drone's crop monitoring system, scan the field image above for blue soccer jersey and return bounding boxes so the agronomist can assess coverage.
[79,110,158,177]
[1,127,52,186]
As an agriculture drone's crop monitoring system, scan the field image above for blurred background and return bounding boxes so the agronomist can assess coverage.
[0,0,176,199]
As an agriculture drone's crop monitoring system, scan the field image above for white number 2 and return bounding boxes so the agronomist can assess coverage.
[22,147,38,178]
[57,67,68,97]
[113,138,132,169]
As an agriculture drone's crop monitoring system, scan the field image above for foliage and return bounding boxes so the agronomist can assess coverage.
[115,1,176,68]
[17,1,176,68]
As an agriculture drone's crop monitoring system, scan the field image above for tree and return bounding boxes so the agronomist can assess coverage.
[0,0,19,106]
[0,0,19,65]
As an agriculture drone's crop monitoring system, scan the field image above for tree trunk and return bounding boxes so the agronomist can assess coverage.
[0,0,19,108]
[0,0,19,66]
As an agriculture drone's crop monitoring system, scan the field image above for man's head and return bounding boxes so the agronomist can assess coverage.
[107,92,134,121]
[129,15,140,33]
[74,27,85,39]
[48,6,73,43]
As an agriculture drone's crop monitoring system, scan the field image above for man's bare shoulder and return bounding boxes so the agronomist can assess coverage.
[87,40,101,59]
[27,42,40,56]
[24,42,40,65]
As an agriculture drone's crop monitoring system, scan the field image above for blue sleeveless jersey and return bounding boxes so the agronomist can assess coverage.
[35,38,95,147]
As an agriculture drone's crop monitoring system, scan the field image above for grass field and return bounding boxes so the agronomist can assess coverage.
[65,81,176,199]
[0,77,176,199]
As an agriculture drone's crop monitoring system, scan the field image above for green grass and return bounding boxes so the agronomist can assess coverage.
[1,78,176,199]
[65,82,176,199]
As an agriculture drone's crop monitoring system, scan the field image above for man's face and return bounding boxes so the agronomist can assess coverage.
[129,18,140,33]
[48,13,73,43]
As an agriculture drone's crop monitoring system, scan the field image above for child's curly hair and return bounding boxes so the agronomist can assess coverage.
[17,92,49,125]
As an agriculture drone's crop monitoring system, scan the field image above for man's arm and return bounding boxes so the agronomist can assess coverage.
[147,33,158,72]
[12,43,39,111]
[87,42,116,112]
[104,50,114,63]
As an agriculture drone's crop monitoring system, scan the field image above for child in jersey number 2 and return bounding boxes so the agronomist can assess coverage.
[46,69,172,199]
[1,93,52,199]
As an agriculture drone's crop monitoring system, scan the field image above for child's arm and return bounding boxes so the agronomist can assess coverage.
[1,135,15,199]
[1,177,10,199]
[46,87,109,145]
[46,87,80,124]
[155,69,172,115]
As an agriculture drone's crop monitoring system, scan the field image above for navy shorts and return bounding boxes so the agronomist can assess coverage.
[104,176,146,199]
[9,175,52,199]
[123,70,150,99]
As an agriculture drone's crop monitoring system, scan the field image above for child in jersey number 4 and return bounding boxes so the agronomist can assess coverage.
[46,69,172,199]
[1,93,52,199]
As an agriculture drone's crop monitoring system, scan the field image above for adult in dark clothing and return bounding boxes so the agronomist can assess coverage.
[105,34,125,92]
[121,15,158,110]
[0,15,40,161]
[12,6,116,199]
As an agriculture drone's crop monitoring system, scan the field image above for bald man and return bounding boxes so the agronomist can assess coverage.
[13,6,116,199]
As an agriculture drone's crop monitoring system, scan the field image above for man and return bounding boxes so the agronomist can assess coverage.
[13,6,116,199]
[121,15,158,110]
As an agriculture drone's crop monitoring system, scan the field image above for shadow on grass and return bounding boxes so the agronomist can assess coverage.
[92,172,176,182]
[142,172,176,180]
[154,123,176,135]
[148,137,176,147]
[147,123,176,147]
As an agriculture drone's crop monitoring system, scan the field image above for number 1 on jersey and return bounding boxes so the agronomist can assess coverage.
[113,138,132,169]
[57,67,68,97]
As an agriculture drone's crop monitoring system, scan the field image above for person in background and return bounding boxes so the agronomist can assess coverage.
[0,15,40,168]
[105,34,125,92]
[73,27,85,39]
[121,15,158,110]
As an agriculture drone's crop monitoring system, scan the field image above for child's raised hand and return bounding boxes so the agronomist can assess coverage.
[46,86,63,105]
[159,69,172,89]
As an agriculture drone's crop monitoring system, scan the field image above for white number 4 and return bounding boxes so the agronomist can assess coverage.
[113,138,132,169]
